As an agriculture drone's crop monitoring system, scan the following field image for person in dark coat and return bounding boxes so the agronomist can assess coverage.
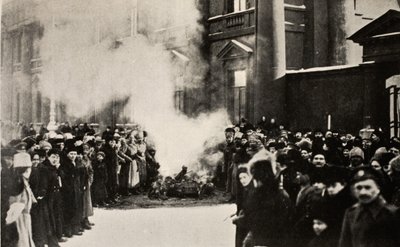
[308,209,336,247]
[312,169,355,247]
[242,158,292,247]
[33,149,66,246]
[223,128,236,197]
[232,165,254,247]
[146,145,160,186]
[91,152,108,207]
[101,137,119,203]
[59,146,84,237]
[292,171,323,247]
[339,167,400,247]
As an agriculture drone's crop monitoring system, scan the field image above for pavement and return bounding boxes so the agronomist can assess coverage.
[60,204,236,247]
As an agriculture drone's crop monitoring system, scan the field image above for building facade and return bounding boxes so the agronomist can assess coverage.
[2,0,400,138]
[205,0,400,134]
[1,0,205,135]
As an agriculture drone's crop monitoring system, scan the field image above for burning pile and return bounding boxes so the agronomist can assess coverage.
[148,166,215,200]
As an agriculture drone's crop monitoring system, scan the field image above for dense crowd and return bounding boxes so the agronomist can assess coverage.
[223,117,400,247]
[3,117,400,247]
[1,122,160,247]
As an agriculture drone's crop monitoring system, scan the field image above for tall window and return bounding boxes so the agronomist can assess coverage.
[227,0,249,13]
[12,32,22,64]
[36,91,42,122]
[174,76,185,112]
[228,69,247,123]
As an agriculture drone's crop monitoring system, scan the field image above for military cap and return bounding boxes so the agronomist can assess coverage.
[350,166,383,186]
[14,141,27,150]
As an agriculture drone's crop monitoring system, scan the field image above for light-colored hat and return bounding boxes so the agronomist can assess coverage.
[13,153,32,168]
[39,140,52,150]
[349,147,365,160]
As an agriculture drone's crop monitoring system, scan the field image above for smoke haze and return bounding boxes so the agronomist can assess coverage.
[36,0,229,174]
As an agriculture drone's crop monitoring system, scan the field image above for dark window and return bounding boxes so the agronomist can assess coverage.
[12,32,22,64]
[174,90,185,112]
[36,91,42,122]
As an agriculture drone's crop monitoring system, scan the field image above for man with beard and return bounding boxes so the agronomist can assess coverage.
[33,149,66,246]
[59,145,84,237]
[339,167,400,247]
[308,152,328,185]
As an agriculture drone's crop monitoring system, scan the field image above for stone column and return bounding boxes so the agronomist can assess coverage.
[328,0,358,65]
[254,0,286,123]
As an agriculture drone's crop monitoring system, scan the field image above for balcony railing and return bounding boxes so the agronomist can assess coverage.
[208,8,255,35]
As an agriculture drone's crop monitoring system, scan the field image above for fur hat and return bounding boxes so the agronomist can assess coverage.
[13,152,32,168]
[349,147,364,160]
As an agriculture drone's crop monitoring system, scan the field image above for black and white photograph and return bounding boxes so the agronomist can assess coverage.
[1,0,400,246]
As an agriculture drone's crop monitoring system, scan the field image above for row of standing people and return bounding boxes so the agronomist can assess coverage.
[1,126,160,247]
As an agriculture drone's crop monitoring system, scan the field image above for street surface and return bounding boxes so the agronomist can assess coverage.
[60,204,236,247]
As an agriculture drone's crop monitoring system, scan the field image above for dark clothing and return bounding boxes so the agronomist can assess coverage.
[59,158,84,234]
[1,166,21,247]
[339,196,400,247]
[321,187,355,244]
[277,167,300,203]
[308,229,337,247]
[293,185,323,247]
[309,165,330,185]
[224,141,236,193]
[92,159,108,203]
[234,182,255,247]
[244,186,291,247]
[31,161,64,246]
[102,145,119,200]
[146,152,160,185]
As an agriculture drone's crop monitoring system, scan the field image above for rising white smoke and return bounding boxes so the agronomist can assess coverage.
[36,0,230,174]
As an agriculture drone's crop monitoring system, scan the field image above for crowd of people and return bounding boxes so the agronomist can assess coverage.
[222,117,400,247]
[3,116,400,247]
[1,122,160,247]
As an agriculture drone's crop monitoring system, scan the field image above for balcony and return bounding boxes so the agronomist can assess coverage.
[152,25,192,49]
[208,8,255,41]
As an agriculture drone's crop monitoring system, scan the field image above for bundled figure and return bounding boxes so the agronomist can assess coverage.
[91,152,109,207]
[6,153,37,247]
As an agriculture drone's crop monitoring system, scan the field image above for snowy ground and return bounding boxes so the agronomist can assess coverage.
[60,204,236,247]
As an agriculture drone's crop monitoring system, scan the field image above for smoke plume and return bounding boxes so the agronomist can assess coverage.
[36,0,230,174]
